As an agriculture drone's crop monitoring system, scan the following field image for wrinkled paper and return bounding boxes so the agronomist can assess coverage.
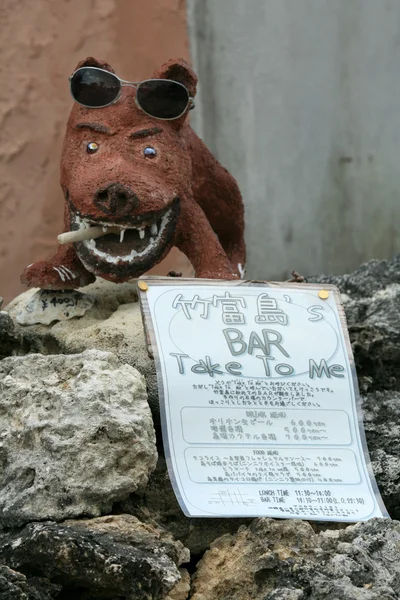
[139,279,388,521]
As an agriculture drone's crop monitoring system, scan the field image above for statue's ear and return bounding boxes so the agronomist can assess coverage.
[73,57,115,74]
[152,59,197,98]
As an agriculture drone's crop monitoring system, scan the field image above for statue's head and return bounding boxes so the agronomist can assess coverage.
[61,57,198,281]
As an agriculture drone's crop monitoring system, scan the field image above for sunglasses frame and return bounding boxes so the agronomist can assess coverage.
[69,66,195,120]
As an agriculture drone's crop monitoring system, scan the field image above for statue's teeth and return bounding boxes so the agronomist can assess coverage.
[120,229,126,243]
[139,228,145,239]
[151,223,158,236]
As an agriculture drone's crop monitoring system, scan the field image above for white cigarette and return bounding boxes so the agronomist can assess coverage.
[58,226,120,245]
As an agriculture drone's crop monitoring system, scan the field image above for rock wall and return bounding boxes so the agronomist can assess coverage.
[0,255,400,598]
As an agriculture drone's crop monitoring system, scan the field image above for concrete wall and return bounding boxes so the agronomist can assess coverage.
[187,0,400,280]
[0,0,191,303]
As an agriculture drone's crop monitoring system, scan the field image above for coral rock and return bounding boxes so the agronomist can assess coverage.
[0,565,60,600]
[191,518,400,600]
[311,254,400,392]
[0,349,157,526]
[0,515,189,600]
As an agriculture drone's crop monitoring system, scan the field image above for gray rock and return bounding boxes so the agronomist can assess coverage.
[0,310,24,360]
[362,391,400,519]
[117,457,252,556]
[311,255,400,299]
[191,518,400,600]
[0,349,157,527]
[265,590,305,600]
[4,278,160,420]
[5,256,399,422]
[311,254,400,392]
[0,515,190,600]
[2,259,400,543]
[0,566,61,600]
[309,257,400,518]
[4,257,400,419]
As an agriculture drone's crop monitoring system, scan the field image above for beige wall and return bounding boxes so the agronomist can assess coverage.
[0,0,191,304]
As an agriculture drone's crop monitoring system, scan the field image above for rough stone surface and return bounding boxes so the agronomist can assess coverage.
[311,254,400,393]
[165,569,191,600]
[191,518,400,600]
[1,255,400,598]
[6,255,400,420]
[4,278,161,420]
[117,457,252,556]
[310,255,400,519]
[0,515,190,600]
[361,391,400,519]
[0,566,61,600]
[0,310,24,359]
[2,257,400,522]
[0,349,157,527]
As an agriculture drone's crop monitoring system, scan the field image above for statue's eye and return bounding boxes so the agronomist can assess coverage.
[87,142,99,154]
[144,147,157,158]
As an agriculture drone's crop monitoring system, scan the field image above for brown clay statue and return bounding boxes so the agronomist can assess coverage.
[21,57,246,290]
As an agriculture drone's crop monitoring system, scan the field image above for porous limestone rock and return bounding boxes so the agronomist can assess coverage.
[311,254,400,393]
[0,349,157,527]
[191,518,400,600]
[0,515,190,600]
[0,566,61,600]
[166,569,191,600]
[361,391,400,519]
[119,413,399,553]
[118,391,400,548]
[4,278,160,419]
[4,255,400,417]
[2,256,400,531]
[0,309,23,359]
[117,457,252,556]
[1,256,400,599]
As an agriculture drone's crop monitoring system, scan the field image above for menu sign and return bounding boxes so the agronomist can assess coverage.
[139,278,388,521]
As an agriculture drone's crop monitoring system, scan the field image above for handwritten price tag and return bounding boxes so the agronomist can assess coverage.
[16,290,94,325]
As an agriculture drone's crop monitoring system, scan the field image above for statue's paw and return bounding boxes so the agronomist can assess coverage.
[21,261,95,290]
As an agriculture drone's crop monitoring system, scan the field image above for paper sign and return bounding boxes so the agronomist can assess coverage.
[139,278,388,521]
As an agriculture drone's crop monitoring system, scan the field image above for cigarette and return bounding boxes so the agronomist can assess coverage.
[58,226,120,245]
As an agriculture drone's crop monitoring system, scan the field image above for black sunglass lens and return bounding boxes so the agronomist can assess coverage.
[71,68,120,108]
[136,80,189,119]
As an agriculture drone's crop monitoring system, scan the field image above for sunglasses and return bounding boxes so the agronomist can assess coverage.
[69,66,194,120]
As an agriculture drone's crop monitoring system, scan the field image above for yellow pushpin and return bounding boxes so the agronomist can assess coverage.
[138,281,148,292]
[318,290,329,300]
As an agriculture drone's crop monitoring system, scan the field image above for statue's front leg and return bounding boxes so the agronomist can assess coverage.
[21,244,95,290]
[175,199,238,280]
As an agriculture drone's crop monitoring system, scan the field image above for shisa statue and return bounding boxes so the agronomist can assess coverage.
[21,57,246,290]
